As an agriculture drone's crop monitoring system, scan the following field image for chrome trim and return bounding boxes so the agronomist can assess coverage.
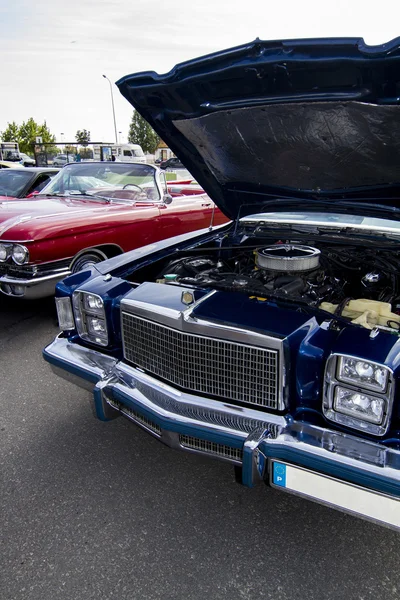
[122,290,283,350]
[120,286,286,410]
[44,336,285,437]
[0,269,71,299]
[43,336,400,498]
[106,397,162,436]
[268,459,400,532]
[72,290,108,347]
[179,434,243,463]
[256,244,320,272]
[12,243,29,265]
[49,364,97,392]
[122,312,280,409]
[44,337,118,386]
[105,360,284,436]
[323,353,395,436]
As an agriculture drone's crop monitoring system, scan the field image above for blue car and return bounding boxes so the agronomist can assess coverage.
[44,36,400,531]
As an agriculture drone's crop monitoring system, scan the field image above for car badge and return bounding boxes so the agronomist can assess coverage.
[181,291,195,305]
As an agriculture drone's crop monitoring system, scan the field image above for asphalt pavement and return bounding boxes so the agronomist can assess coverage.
[1,294,400,600]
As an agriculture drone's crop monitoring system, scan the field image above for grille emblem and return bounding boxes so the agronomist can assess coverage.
[181,291,195,305]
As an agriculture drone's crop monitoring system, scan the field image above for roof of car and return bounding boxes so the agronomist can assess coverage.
[0,167,59,173]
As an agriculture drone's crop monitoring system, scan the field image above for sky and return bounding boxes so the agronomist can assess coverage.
[1,0,399,144]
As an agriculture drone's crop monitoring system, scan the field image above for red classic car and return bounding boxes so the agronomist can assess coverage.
[0,161,228,299]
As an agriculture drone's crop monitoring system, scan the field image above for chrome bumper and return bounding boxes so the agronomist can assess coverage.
[0,269,70,299]
[43,336,400,525]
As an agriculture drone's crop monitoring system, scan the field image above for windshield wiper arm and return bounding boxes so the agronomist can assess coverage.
[39,191,112,201]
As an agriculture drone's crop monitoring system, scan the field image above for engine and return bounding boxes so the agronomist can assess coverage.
[157,242,400,330]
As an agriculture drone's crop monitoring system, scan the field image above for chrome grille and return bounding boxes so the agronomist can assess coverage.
[106,398,161,435]
[179,434,243,462]
[122,313,279,409]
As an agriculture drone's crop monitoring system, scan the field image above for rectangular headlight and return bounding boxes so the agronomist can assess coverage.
[337,356,389,392]
[55,297,75,330]
[324,354,394,436]
[72,291,108,346]
[333,386,386,425]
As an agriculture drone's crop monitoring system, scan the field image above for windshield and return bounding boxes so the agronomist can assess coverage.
[41,162,160,201]
[0,170,32,196]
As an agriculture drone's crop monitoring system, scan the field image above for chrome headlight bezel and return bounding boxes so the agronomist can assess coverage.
[323,353,394,436]
[0,243,12,262]
[72,291,108,347]
[11,244,29,265]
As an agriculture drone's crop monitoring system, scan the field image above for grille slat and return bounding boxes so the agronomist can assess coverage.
[179,434,243,462]
[122,313,279,409]
[107,398,161,435]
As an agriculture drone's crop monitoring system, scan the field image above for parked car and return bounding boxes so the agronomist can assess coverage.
[53,154,75,166]
[0,167,59,200]
[18,152,36,167]
[0,160,23,169]
[159,157,185,170]
[0,161,227,298]
[44,37,400,531]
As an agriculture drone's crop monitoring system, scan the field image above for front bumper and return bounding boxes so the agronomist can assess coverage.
[0,268,70,299]
[44,335,400,530]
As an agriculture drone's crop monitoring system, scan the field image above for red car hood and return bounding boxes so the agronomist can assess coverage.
[0,196,146,241]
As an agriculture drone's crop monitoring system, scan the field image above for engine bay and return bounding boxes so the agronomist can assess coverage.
[156,238,400,332]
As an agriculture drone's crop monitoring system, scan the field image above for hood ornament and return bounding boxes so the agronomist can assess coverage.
[181,290,195,305]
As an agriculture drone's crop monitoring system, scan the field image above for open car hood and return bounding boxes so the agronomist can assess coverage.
[117,37,400,221]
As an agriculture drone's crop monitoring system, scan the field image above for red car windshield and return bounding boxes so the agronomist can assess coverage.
[42,162,160,201]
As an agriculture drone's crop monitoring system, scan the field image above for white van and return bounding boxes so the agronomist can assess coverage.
[111,144,146,163]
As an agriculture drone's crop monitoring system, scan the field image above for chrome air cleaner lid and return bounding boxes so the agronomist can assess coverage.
[256,245,321,272]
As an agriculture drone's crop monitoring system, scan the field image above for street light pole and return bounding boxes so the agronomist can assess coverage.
[102,74,118,144]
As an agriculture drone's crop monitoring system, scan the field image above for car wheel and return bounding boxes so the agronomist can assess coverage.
[70,249,108,273]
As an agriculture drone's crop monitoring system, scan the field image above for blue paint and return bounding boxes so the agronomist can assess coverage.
[117,37,400,221]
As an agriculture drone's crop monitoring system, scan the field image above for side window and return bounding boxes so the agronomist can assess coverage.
[123,150,132,157]
[31,174,51,193]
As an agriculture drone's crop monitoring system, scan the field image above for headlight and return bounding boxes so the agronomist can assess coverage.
[55,297,75,331]
[72,291,108,346]
[12,244,29,265]
[0,243,11,262]
[333,386,386,425]
[337,356,389,392]
[323,354,393,436]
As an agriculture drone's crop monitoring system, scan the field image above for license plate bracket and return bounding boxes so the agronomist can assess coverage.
[270,460,400,531]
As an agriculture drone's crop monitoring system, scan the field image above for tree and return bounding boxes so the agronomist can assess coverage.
[1,118,57,154]
[64,145,77,155]
[75,129,91,146]
[19,118,56,154]
[128,111,159,154]
[1,121,19,142]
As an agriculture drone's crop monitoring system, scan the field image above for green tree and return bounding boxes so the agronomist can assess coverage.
[64,145,77,155]
[1,118,57,155]
[128,110,159,154]
[75,129,91,146]
[1,121,19,142]
[18,118,56,154]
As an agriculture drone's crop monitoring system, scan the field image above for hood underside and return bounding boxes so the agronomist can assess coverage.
[117,37,400,220]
